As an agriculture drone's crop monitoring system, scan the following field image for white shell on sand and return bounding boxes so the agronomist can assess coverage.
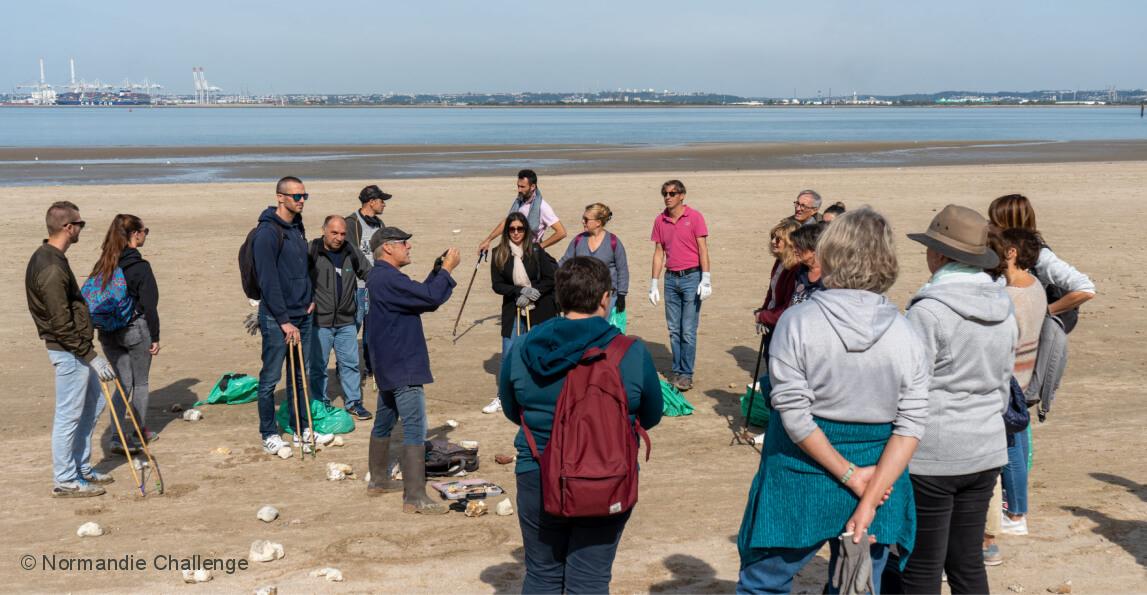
[495,498,514,516]
[465,500,488,517]
[446,419,459,428]
[310,567,344,582]
[77,522,104,537]
[211,447,232,455]
[326,463,354,481]
[276,446,293,460]
[249,540,285,563]
[256,505,279,522]
[181,568,213,583]
[459,440,479,449]
[254,586,278,595]
[182,409,203,421]
[331,435,344,447]
[452,229,462,234]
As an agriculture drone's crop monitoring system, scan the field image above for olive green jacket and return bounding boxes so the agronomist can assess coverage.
[25,241,96,361]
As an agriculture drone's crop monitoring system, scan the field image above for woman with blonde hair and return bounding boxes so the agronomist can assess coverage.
[89,214,161,454]
[559,202,629,315]
[738,207,927,592]
[754,219,802,335]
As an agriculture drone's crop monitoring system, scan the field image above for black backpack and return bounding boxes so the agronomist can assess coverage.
[424,439,479,477]
[238,224,284,300]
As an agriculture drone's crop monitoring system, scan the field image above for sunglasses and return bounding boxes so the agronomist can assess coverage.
[278,192,309,201]
[661,191,682,198]
[138,227,150,236]
[508,226,526,233]
[67,220,86,229]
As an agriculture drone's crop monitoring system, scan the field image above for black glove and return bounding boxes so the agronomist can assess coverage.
[616,294,626,313]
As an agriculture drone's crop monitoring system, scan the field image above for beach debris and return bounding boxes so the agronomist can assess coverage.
[170,403,185,413]
[1009,585,1025,593]
[132,458,150,470]
[254,586,278,595]
[309,567,344,582]
[728,382,738,389]
[211,447,232,456]
[326,462,355,481]
[182,409,203,422]
[76,522,104,537]
[181,568,213,583]
[495,454,514,465]
[248,540,285,563]
[363,471,370,483]
[752,433,765,446]
[276,446,293,460]
[331,435,345,447]
[452,229,462,234]
[256,505,279,523]
[495,498,514,516]
[446,419,460,428]
[465,500,488,517]
[460,440,479,450]
[1047,581,1072,594]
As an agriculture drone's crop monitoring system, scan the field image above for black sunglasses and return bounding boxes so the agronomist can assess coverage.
[67,220,86,229]
[508,225,526,233]
[661,190,682,198]
[278,192,309,201]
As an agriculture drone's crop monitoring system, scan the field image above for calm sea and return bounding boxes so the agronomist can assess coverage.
[2,106,1146,147]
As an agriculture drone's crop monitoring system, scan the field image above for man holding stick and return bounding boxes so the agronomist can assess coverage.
[365,227,459,513]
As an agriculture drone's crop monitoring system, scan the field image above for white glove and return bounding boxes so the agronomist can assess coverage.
[648,278,660,306]
[697,272,712,301]
[756,322,770,336]
[90,355,117,381]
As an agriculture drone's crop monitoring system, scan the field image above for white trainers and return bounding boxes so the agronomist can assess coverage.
[1000,513,1029,536]
[263,434,286,454]
[482,398,503,414]
[300,428,334,446]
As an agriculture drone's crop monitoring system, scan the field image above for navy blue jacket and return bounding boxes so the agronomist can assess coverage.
[253,207,312,324]
[366,261,456,392]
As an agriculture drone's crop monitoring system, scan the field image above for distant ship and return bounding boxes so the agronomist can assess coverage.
[55,89,151,106]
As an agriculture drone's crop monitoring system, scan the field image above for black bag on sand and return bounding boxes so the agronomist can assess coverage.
[424,440,479,477]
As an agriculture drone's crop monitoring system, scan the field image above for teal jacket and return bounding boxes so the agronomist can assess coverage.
[499,316,663,474]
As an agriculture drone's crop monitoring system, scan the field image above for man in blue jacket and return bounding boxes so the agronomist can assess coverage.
[254,176,329,455]
[365,226,460,514]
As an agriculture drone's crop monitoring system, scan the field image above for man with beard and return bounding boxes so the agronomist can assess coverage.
[477,169,567,254]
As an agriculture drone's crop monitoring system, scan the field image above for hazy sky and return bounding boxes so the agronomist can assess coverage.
[4,1,1144,96]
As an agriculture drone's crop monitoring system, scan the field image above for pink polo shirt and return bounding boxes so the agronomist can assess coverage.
[651,205,708,272]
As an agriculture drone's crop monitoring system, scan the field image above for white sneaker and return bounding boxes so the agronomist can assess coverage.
[1000,513,1029,536]
[482,398,503,414]
[299,428,334,446]
[263,435,286,454]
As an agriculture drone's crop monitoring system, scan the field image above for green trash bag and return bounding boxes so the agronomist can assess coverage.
[608,307,627,334]
[194,373,258,407]
[739,374,771,428]
[276,399,356,435]
[661,379,695,417]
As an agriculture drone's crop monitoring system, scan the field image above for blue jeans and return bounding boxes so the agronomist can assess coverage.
[257,305,314,438]
[356,288,372,376]
[48,350,106,486]
[372,385,427,445]
[309,323,363,408]
[664,270,702,378]
[738,541,889,595]
[501,310,526,358]
[1002,426,1031,515]
[516,469,631,594]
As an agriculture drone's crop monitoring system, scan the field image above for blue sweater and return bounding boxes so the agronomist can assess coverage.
[499,316,663,474]
[366,261,456,392]
[253,207,312,324]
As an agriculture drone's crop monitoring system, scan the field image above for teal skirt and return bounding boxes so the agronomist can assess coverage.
[737,414,915,567]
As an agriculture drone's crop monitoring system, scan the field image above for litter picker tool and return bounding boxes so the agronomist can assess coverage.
[98,380,141,492]
[112,376,163,494]
[453,250,488,337]
[736,333,768,445]
[100,379,165,495]
[525,307,532,332]
[292,341,317,458]
[286,340,305,460]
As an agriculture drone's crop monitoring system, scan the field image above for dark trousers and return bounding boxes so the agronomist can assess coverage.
[900,468,999,594]
[257,306,313,438]
[516,470,631,594]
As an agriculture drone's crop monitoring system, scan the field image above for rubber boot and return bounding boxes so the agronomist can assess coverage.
[401,444,449,514]
[367,437,402,495]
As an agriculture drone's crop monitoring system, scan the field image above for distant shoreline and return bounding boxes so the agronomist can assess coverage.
[0,103,1137,110]
[3,139,1147,187]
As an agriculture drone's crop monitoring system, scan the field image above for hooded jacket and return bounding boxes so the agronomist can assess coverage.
[118,247,160,342]
[253,207,312,324]
[25,241,96,361]
[308,238,370,328]
[769,289,930,445]
[499,316,663,474]
[907,270,1017,477]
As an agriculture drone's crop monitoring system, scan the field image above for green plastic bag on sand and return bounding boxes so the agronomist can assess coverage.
[194,373,258,407]
[661,379,695,417]
[277,399,356,435]
[608,307,627,334]
[739,374,771,428]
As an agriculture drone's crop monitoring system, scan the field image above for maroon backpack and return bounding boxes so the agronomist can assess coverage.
[521,335,651,517]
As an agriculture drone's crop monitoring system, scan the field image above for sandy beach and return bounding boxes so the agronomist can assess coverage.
[1,161,1144,592]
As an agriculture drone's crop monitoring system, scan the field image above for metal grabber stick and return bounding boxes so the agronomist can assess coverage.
[111,376,164,494]
[293,341,317,458]
[739,333,769,444]
[452,250,488,337]
[98,380,142,494]
[286,339,304,462]
[525,307,532,332]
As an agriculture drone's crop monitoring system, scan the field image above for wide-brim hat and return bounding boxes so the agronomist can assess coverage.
[907,204,999,269]
[369,226,413,252]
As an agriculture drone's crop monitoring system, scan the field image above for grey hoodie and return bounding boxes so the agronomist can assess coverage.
[906,272,1017,476]
[769,289,930,445]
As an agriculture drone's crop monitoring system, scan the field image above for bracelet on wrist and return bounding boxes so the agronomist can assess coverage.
[840,463,856,485]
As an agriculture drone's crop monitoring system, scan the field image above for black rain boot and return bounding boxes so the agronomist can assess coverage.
[401,445,449,514]
[367,437,402,495]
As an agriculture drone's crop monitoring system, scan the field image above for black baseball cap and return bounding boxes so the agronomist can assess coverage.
[369,226,413,252]
[359,185,393,203]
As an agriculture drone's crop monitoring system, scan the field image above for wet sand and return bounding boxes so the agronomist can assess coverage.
[1,162,1144,592]
[4,139,1147,186]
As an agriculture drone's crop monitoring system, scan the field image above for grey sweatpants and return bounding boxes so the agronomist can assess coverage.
[98,317,153,432]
